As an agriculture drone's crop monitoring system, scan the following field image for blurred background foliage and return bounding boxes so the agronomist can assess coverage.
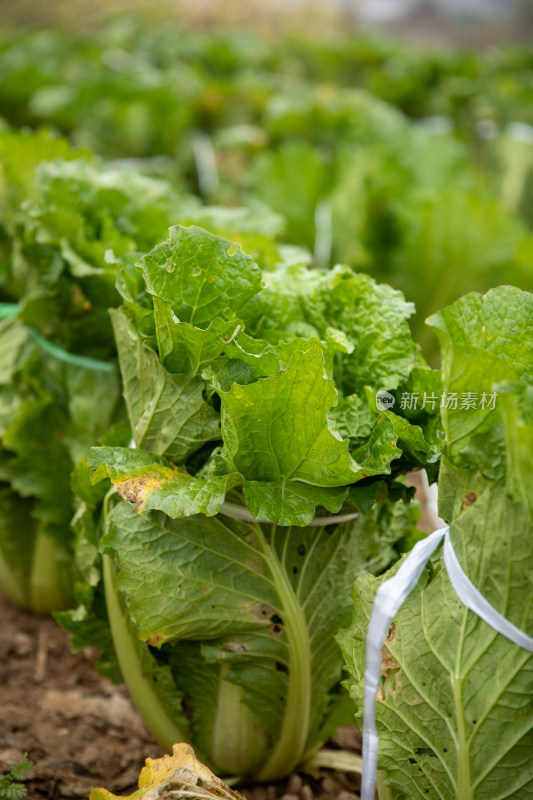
[0,0,532,362]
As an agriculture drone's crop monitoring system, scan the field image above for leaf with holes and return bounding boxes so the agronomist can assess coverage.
[138,225,262,327]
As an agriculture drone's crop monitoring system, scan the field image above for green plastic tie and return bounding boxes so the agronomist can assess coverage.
[29,328,118,373]
[0,302,118,373]
[0,303,19,319]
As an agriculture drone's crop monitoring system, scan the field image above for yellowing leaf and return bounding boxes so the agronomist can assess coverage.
[89,743,246,800]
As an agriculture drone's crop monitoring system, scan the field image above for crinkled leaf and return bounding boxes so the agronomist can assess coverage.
[153,297,281,382]
[219,345,360,487]
[428,286,533,478]
[242,264,419,394]
[318,268,420,395]
[112,308,220,463]
[154,301,239,375]
[138,225,262,327]
[381,408,439,468]
[329,393,375,446]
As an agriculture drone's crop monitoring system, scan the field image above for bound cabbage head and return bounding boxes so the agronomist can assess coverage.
[60,225,440,780]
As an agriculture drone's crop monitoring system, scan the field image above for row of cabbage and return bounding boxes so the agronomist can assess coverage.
[1,21,533,358]
[0,21,531,800]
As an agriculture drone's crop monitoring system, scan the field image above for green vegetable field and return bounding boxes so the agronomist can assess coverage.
[0,5,531,800]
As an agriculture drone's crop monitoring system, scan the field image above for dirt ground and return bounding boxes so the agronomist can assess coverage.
[0,589,362,800]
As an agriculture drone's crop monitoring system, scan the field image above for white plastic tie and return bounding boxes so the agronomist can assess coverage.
[443,534,533,653]
[361,526,533,800]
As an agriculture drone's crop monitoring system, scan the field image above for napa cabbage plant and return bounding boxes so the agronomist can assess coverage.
[340,285,533,800]
[60,224,440,781]
[0,129,284,614]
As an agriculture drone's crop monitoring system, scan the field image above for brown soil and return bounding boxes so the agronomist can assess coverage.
[0,590,362,800]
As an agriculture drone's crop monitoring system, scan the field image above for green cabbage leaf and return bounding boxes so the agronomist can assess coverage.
[339,286,533,800]
[89,224,439,527]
